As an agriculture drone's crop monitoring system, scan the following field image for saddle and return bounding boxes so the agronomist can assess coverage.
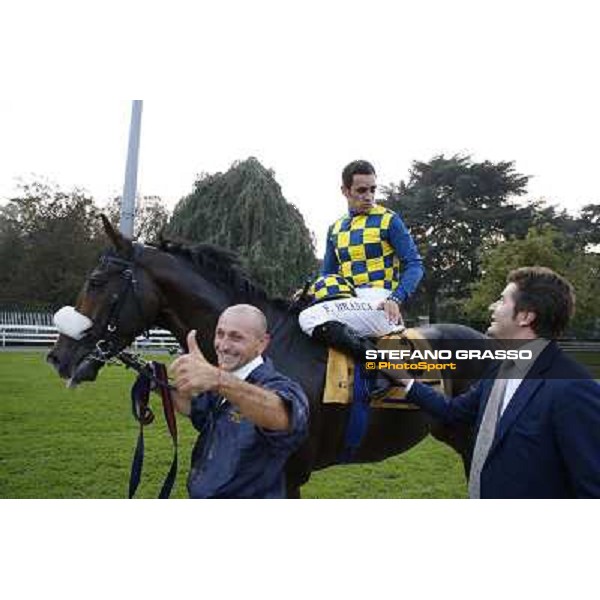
[322,328,448,409]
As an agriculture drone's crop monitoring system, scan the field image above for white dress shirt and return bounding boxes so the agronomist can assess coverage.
[217,355,265,408]
[499,338,549,416]
[231,355,264,381]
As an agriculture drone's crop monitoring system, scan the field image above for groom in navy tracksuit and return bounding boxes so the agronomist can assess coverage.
[398,266,600,498]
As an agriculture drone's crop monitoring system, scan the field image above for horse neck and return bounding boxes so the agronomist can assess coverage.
[137,251,220,355]
[143,248,292,355]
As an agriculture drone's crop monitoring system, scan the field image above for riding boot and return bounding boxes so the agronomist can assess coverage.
[311,321,391,399]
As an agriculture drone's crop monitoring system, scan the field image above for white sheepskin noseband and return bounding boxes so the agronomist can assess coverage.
[53,306,93,341]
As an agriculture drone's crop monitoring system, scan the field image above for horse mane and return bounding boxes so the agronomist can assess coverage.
[153,238,296,312]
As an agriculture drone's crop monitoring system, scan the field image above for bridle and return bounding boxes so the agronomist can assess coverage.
[56,244,180,498]
[85,245,152,366]
[68,246,181,401]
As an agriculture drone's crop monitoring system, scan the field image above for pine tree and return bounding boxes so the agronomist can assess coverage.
[167,157,317,296]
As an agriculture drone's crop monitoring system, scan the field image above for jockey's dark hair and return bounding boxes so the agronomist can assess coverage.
[342,160,376,189]
[507,266,575,339]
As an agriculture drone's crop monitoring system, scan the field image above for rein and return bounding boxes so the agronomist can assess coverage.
[124,354,178,499]
[86,247,180,498]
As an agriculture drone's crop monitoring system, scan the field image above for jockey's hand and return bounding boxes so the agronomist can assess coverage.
[377,297,402,325]
[169,330,220,397]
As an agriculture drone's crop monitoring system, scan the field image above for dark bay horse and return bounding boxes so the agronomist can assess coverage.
[48,216,489,497]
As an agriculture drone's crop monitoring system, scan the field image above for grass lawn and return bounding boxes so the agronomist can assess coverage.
[1,350,597,499]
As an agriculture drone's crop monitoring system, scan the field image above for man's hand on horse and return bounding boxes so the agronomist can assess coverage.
[169,329,220,396]
[377,297,402,325]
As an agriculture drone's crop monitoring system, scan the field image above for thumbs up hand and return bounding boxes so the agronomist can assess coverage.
[170,329,220,397]
[185,330,206,359]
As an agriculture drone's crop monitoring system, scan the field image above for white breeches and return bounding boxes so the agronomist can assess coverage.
[298,287,404,337]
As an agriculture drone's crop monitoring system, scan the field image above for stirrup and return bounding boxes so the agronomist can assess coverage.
[366,374,392,402]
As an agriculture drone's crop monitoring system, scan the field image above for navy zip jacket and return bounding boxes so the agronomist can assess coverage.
[187,358,309,499]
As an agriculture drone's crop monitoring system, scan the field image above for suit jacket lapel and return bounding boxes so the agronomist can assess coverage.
[487,341,559,456]
[492,378,544,448]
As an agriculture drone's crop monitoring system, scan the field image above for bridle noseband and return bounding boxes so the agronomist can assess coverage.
[87,245,151,366]
[80,245,179,498]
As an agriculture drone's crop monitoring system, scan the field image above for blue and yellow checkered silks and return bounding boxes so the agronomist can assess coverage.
[309,274,356,303]
[330,205,401,290]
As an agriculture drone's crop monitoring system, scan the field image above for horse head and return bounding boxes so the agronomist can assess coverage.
[47,215,163,386]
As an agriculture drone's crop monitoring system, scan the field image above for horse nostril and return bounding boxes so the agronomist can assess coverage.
[47,351,72,379]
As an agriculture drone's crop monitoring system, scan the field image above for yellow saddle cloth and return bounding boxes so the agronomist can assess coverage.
[322,328,447,409]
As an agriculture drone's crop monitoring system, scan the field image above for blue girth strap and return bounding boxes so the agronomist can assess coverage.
[338,365,371,464]
[129,362,178,499]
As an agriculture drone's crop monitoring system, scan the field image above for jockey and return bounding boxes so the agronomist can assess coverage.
[299,160,424,374]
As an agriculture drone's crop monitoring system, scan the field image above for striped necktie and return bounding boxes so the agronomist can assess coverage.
[468,361,514,499]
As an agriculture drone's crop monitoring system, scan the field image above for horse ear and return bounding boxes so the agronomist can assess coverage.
[101,214,133,255]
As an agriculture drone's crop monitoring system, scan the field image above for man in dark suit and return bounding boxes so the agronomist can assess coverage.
[397,266,600,498]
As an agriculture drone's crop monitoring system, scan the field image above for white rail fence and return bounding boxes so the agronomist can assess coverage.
[0,311,54,326]
[558,341,600,353]
[0,324,179,350]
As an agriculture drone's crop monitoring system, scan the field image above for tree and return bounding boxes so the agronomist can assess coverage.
[464,226,600,337]
[566,252,600,336]
[167,157,318,296]
[523,201,600,252]
[105,195,170,244]
[573,203,600,248]
[382,154,530,321]
[0,181,105,309]
[0,203,25,300]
